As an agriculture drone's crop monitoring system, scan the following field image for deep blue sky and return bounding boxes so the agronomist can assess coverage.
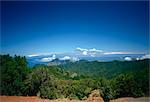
[1,1,149,55]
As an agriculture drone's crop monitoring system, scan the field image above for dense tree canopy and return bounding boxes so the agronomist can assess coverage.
[0,55,29,95]
[0,54,149,101]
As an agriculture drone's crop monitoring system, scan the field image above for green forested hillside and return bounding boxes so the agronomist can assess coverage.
[0,55,149,102]
[59,59,149,78]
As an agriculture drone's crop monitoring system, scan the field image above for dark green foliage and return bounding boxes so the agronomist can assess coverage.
[0,54,29,95]
[25,65,66,97]
[0,54,149,102]
[39,79,59,99]
[110,71,149,99]
[25,67,52,96]
[100,85,113,102]
[112,73,137,97]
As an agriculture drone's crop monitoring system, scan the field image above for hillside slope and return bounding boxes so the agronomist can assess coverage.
[59,59,149,78]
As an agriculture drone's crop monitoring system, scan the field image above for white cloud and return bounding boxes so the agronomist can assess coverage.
[76,47,89,56]
[76,47,103,56]
[103,52,131,55]
[52,54,56,58]
[40,57,53,62]
[59,56,79,62]
[27,52,63,57]
[72,57,79,61]
[124,57,132,61]
[76,47,132,57]
[76,48,143,56]
[27,54,41,57]
[89,48,103,52]
[90,54,96,57]
[140,54,150,60]
[40,54,56,62]
[82,51,88,55]
[59,56,71,60]
[76,47,88,52]
[88,48,103,57]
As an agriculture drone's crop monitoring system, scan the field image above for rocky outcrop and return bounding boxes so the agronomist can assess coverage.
[87,90,104,102]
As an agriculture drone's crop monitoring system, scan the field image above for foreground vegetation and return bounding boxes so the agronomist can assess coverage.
[0,54,149,102]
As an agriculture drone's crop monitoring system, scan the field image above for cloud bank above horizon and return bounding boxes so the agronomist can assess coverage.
[26,47,149,62]
[27,47,147,58]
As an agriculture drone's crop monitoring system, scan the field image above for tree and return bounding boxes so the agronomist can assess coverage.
[111,73,145,99]
[0,55,29,95]
[25,67,54,96]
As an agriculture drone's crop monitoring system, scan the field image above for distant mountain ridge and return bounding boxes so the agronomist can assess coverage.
[26,54,147,67]
[48,58,71,66]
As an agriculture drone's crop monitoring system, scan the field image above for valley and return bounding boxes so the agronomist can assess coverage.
[0,55,149,102]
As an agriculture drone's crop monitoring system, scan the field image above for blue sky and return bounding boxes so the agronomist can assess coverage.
[1,1,149,56]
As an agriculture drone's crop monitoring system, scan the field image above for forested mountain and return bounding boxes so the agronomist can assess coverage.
[59,59,149,78]
[0,54,149,102]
